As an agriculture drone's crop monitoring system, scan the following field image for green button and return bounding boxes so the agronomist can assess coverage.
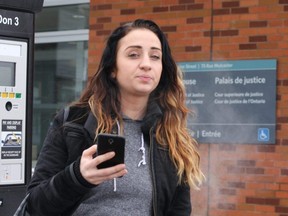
[16,93,21,98]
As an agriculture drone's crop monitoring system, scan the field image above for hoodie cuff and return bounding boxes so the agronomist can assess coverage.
[71,157,95,188]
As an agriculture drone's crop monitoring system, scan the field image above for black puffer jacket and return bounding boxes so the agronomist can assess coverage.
[27,104,191,216]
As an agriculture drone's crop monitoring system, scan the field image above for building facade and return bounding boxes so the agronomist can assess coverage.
[88,1,288,216]
[34,0,288,215]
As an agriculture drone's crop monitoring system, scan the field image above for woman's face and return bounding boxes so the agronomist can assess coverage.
[113,28,162,99]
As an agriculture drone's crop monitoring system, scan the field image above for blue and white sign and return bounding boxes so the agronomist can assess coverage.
[258,128,270,142]
[179,59,277,144]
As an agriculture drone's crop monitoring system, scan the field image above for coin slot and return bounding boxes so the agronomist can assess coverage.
[5,101,12,111]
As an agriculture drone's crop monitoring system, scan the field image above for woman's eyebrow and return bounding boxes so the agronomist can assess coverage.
[125,45,162,51]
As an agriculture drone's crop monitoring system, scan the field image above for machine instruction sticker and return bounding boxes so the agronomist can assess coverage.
[1,120,22,159]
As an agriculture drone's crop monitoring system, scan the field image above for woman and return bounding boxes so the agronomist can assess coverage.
[27,19,204,216]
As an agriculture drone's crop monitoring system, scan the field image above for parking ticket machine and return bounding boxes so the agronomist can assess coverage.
[0,0,43,215]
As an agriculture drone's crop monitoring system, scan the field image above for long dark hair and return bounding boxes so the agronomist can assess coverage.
[76,19,204,189]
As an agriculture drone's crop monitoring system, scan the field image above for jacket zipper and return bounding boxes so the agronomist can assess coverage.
[150,127,157,216]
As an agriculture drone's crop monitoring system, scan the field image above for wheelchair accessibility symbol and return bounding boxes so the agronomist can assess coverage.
[258,128,269,142]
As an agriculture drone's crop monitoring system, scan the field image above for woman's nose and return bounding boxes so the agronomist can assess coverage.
[139,55,152,71]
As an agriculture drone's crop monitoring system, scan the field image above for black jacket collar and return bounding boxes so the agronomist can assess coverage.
[83,102,163,139]
[141,101,162,135]
[83,111,97,140]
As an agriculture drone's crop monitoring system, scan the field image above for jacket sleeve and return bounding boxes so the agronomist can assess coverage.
[26,109,93,216]
[168,183,191,216]
[153,143,191,216]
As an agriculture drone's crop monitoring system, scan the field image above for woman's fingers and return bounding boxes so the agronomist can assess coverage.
[92,164,128,183]
[80,145,128,185]
[94,151,115,167]
[82,144,97,157]
[86,164,128,185]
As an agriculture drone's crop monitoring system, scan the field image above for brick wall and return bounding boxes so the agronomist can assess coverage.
[88,0,288,215]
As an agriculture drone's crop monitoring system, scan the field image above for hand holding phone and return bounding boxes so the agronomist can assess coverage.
[95,133,125,169]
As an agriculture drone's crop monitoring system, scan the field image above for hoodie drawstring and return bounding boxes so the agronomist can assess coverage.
[113,121,121,192]
[113,120,146,192]
[138,133,146,167]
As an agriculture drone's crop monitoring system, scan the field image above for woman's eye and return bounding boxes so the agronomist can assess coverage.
[151,55,161,60]
[128,52,140,58]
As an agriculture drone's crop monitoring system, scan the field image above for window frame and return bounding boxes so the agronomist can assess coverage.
[43,0,89,7]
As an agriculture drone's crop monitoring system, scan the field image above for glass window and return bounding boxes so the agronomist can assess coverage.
[33,41,88,158]
[32,3,89,161]
[35,4,89,32]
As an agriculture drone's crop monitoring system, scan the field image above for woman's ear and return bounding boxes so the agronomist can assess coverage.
[111,71,116,78]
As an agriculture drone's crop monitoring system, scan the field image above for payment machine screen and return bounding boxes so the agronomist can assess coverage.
[0,62,15,86]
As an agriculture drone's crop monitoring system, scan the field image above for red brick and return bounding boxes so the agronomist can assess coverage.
[96,30,111,36]
[218,203,236,210]
[204,30,221,37]
[239,43,257,50]
[249,21,268,28]
[280,184,288,190]
[283,80,288,86]
[237,160,256,167]
[120,9,135,15]
[213,8,230,15]
[246,197,280,205]
[221,29,239,36]
[97,17,111,23]
[153,6,168,13]
[227,182,246,189]
[249,35,267,42]
[219,144,237,151]
[187,3,204,10]
[179,0,195,4]
[282,169,288,176]
[161,26,177,32]
[170,5,186,11]
[227,166,245,174]
[278,117,288,123]
[276,206,288,213]
[246,167,265,174]
[90,23,104,30]
[222,1,240,8]
[257,145,276,152]
[187,17,204,24]
[185,46,202,52]
[219,188,236,195]
[94,4,112,10]
[255,205,275,213]
[231,7,249,14]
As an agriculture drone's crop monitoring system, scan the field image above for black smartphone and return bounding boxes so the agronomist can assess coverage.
[95,133,125,169]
